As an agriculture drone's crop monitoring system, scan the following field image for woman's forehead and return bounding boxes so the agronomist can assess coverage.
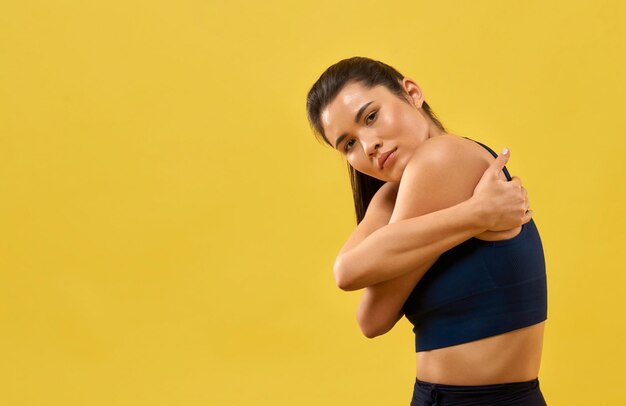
[321,83,389,134]
[332,82,387,108]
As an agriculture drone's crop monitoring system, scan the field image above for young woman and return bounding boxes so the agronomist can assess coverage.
[306,57,548,405]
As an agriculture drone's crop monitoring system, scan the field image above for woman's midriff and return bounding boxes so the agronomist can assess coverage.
[415,321,545,385]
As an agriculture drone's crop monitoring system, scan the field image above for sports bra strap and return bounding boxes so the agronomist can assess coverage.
[463,137,512,181]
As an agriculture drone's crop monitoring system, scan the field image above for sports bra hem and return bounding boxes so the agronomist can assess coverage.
[415,316,548,353]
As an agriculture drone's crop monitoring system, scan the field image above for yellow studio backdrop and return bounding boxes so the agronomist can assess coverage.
[0,0,624,404]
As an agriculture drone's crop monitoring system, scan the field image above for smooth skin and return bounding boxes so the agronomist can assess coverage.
[322,80,544,385]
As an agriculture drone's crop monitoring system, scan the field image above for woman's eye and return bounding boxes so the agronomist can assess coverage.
[344,139,356,152]
[365,110,377,125]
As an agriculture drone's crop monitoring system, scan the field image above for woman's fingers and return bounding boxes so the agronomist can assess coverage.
[490,148,510,180]
[510,175,523,190]
[512,177,531,219]
[522,209,534,224]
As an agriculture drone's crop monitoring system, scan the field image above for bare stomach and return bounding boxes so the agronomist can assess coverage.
[416,321,545,385]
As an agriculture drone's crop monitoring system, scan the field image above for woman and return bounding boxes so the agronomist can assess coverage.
[306,57,548,405]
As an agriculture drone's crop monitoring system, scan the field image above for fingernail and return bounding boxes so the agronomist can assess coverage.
[502,148,509,155]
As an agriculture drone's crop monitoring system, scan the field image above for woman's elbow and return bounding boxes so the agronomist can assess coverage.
[357,316,391,338]
[360,324,386,339]
[333,255,360,291]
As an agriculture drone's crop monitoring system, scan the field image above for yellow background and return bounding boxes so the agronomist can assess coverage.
[1,0,624,404]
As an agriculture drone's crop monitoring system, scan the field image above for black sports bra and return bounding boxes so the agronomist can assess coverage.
[401,138,548,352]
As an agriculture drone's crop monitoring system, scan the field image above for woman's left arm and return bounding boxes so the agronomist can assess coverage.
[356,136,509,336]
[357,261,437,338]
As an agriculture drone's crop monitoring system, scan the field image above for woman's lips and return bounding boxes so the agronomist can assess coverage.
[381,148,397,169]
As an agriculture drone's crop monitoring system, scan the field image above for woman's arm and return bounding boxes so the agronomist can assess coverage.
[354,140,531,337]
[335,141,531,291]
[357,261,436,338]
[336,182,435,337]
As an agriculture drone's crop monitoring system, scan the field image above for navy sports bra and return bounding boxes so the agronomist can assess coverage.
[402,138,548,352]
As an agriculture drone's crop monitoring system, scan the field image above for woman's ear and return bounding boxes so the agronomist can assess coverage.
[401,78,424,109]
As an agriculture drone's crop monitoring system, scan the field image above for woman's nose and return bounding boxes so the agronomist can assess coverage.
[362,137,382,158]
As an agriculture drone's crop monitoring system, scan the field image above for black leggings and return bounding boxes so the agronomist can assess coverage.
[410,377,547,406]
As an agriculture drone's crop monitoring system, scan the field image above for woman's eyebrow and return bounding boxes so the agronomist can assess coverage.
[355,101,374,123]
[334,100,375,149]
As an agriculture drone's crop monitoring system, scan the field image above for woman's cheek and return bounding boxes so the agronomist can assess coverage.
[381,113,394,128]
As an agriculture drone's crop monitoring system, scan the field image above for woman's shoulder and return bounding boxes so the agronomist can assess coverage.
[406,133,492,172]
[370,181,400,209]
[389,134,494,222]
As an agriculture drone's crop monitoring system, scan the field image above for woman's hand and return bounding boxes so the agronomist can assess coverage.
[470,148,533,232]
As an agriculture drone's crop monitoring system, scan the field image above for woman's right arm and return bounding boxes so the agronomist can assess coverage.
[336,181,437,337]
[354,148,531,337]
[334,148,531,291]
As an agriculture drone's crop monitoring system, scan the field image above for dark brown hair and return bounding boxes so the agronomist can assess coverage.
[306,56,446,223]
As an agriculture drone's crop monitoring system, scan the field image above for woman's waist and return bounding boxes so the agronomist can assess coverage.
[415,321,545,385]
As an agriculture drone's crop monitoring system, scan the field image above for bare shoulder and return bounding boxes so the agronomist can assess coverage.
[367,181,400,216]
[373,180,400,199]
[389,134,493,222]
[406,134,489,170]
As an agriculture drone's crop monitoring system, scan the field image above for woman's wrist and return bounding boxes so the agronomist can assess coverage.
[464,196,492,234]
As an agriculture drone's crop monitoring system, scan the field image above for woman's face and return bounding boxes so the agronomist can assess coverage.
[320,79,438,182]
